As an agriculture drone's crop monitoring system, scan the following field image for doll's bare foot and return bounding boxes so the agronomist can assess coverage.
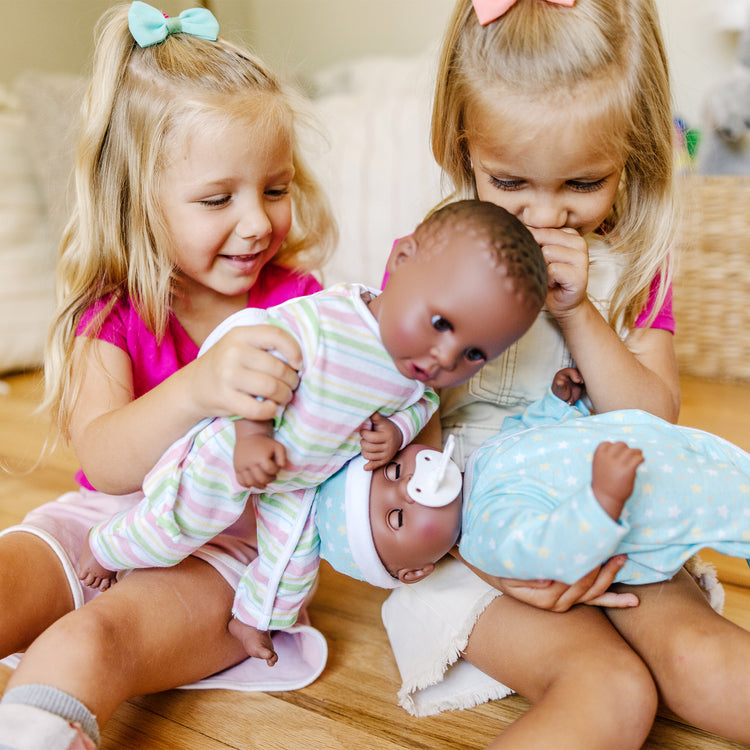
[78,536,118,591]
[228,617,278,666]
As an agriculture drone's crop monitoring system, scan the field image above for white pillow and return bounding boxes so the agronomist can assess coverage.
[14,72,84,246]
[0,88,56,374]
[310,53,444,288]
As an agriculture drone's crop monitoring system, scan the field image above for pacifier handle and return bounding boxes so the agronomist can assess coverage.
[406,435,462,508]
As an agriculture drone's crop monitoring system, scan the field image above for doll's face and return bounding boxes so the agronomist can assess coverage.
[373,224,539,391]
[368,443,462,582]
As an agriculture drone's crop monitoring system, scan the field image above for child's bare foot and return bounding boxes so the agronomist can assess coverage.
[78,536,118,591]
[228,617,278,666]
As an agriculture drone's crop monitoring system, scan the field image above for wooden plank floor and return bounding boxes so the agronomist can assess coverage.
[2,370,750,749]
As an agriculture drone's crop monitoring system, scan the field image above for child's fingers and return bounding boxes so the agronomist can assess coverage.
[360,429,388,446]
[273,442,287,470]
[363,457,388,471]
[361,442,388,462]
[545,259,582,291]
[530,226,587,254]
[230,324,303,371]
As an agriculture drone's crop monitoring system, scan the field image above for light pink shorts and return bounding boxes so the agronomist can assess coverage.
[0,488,328,691]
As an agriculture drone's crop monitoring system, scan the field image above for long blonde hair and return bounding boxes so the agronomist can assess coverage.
[432,0,675,333]
[44,4,335,438]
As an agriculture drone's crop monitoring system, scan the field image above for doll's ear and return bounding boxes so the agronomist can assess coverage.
[385,236,418,275]
[397,563,435,584]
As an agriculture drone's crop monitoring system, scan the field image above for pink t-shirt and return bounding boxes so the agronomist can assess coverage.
[634,275,674,333]
[75,263,322,488]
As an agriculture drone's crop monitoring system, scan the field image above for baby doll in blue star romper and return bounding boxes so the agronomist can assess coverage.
[456,367,750,585]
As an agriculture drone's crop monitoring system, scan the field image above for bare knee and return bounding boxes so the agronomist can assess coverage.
[12,599,131,688]
[653,618,742,719]
[0,532,75,656]
[561,647,657,745]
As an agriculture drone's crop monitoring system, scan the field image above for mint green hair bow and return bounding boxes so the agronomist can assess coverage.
[128,1,219,48]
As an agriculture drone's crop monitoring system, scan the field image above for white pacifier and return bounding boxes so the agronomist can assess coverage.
[406,435,462,507]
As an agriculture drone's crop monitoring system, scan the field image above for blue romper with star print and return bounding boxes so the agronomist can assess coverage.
[460,389,750,584]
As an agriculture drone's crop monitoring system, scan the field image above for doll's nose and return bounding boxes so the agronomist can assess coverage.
[400,474,416,503]
[433,342,461,371]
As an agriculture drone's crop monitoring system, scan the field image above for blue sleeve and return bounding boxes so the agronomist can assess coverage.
[459,478,626,584]
[499,388,591,437]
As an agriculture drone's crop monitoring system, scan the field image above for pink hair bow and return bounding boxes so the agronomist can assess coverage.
[472,0,575,26]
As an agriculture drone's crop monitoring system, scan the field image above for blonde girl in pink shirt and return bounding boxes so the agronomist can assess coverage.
[0,2,335,747]
[381,0,750,747]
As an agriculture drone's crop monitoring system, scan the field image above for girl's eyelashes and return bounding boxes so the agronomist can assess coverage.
[197,185,290,206]
[488,175,524,191]
[566,178,609,192]
[199,195,231,207]
[487,175,610,193]
[431,314,453,332]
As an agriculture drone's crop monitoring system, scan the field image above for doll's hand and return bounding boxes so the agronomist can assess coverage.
[529,227,589,321]
[360,413,401,470]
[452,549,639,612]
[551,367,585,404]
[191,325,302,422]
[591,441,644,521]
[233,431,287,489]
[78,532,118,592]
[228,617,278,666]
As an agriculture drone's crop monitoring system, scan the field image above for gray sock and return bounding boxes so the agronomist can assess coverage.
[1,685,100,747]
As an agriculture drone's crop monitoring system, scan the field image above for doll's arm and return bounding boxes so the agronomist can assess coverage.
[551,367,585,405]
[360,413,402,470]
[459,479,627,586]
[375,389,440,464]
[233,418,287,489]
[591,441,644,521]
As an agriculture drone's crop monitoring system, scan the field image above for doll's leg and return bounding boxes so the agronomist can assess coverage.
[607,568,750,744]
[0,531,75,656]
[4,556,247,731]
[463,593,657,750]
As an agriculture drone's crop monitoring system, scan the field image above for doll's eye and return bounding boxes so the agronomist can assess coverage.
[387,509,404,529]
[464,347,487,363]
[384,461,400,481]
[432,315,452,332]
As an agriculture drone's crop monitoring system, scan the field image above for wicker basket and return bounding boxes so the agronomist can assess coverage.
[673,175,750,381]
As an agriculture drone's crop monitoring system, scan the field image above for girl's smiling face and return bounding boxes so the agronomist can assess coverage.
[467,94,624,236]
[159,112,294,303]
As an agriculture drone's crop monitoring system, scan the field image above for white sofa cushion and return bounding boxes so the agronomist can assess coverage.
[311,53,444,288]
[0,87,56,374]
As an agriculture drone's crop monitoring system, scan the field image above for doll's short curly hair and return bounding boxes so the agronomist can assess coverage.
[417,199,548,309]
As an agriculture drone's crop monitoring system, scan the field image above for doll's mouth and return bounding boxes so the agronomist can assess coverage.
[409,362,437,383]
